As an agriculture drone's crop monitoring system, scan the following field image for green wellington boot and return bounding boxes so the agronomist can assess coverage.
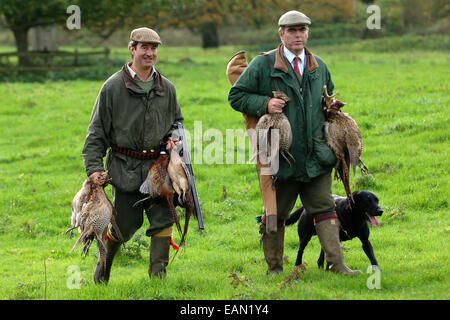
[149,236,171,279]
[260,221,285,274]
[315,218,362,276]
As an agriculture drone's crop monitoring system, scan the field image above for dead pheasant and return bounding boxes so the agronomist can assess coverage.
[167,141,195,247]
[252,90,295,166]
[66,179,91,239]
[322,85,368,204]
[70,172,123,268]
[134,146,183,240]
[167,141,190,205]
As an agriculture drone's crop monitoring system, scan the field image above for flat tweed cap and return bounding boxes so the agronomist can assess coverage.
[278,10,311,26]
[130,27,162,45]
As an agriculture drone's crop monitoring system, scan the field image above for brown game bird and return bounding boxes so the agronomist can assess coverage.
[253,90,295,166]
[167,141,195,247]
[227,51,294,167]
[66,179,91,239]
[134,147,183,240]
[70,172,123,268]
[322,85,368,204]
[167,141,190,205]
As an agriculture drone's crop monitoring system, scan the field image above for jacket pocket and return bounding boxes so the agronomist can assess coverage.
[312,138,337,167]
[106,151,142,193]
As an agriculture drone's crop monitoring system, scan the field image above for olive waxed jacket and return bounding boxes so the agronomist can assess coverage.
[83,63,183,193]
[228,44,336,182]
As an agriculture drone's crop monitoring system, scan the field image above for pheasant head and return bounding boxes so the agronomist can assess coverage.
[323,85,345,119]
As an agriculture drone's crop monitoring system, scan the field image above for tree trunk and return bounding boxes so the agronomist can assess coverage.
[12,27,30,67]
[402,0,426,30]
[201,22,219,48]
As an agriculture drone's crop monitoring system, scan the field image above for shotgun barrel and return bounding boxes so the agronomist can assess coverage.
[174,122,204,230]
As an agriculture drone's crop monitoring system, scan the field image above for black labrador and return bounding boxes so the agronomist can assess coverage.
[285,190,383,269]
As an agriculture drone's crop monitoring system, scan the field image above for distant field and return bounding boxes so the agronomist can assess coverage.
[0,41,448,300]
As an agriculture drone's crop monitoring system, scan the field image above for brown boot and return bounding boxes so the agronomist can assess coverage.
[149,236,170,279]
[260,220,285,274]
[314,218,362,276]
[94,239,121,284]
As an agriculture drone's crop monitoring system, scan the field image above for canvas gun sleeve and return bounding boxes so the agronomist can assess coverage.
[228,55,271,118]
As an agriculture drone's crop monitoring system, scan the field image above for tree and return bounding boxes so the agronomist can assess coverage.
[0,0,147,66]
[158,0,226,48]
[161,0,298,48]
[294,0,355,23]
[0,0,69,66]
[179,0,357,48]
[374,0,448,34]
[77,0,162,40]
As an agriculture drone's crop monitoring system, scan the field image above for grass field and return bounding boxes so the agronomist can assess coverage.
[0,39,449,300]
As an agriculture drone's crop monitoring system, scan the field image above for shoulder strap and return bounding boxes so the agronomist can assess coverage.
[262,53,280,92]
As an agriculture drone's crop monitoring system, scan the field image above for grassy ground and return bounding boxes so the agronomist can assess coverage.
[0,41,448,300]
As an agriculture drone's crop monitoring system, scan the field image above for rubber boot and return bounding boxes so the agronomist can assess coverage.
[314,218,362,276]
[260,221,285,274]
[149,236,170,279]
[94,239,121,284]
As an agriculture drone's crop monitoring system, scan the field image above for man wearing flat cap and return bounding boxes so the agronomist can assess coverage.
[229,11,361,275]
[83,27,183,283]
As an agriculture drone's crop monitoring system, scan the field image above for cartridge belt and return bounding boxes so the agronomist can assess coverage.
[111,144,160,160]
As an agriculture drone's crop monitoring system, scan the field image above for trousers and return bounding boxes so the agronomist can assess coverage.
[275,171,336,220]
[108,187,174,242]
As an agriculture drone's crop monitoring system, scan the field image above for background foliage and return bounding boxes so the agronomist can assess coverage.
[0,0,449,53]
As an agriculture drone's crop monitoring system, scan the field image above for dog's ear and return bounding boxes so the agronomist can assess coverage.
[352,191,361,200]
[351,191,365,212]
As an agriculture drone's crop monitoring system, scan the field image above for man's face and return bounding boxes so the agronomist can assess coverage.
[279,25,309,55]
[130,42,158,70]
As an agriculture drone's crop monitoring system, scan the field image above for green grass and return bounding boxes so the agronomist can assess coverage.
[0,42,449,300]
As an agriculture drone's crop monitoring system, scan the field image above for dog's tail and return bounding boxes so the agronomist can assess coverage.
[285,207,304,226]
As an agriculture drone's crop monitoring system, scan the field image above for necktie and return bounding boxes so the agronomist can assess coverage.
[293,57,302,77]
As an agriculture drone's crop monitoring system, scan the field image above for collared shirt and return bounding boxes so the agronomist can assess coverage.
[283,46,305,76]
[127,63,154,82]
[127,62,154,93]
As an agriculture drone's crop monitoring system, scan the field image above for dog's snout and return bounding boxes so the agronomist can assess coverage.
[377,208,383,215]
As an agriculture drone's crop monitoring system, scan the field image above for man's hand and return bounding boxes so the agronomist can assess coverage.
[89,171,106,185]
[267,98,286,114]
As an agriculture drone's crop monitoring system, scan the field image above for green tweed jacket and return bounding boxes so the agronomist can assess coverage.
[83,63,183,193]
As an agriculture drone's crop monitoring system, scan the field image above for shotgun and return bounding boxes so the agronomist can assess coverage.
[173,122,204,230]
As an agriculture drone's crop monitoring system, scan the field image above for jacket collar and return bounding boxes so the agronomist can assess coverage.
[122,62,164,93]
[274,44,319,73]
[126,63,155,83]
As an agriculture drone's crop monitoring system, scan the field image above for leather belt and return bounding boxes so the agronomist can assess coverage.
[111,144,160,160]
